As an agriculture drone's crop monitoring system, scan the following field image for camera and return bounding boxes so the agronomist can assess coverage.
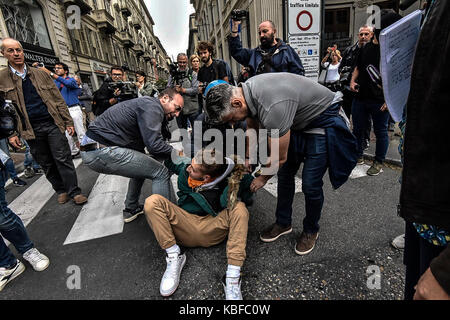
[231,9,248,21]
[108,81,138,101]
[169,62,188,85]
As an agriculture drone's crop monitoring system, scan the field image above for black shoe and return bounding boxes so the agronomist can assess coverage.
[123,205,144,223]
[23,167,35,179]
[13,177,27,187]
[34,168,44,175]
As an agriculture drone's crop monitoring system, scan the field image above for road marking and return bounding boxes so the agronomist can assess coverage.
[263,176,303,197]
[8,159,83,227]
[64,174,129,245]
[350,164,371,179]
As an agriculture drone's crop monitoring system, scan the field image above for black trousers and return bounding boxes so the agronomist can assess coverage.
[26,120,81,198]
[403,222,446,300]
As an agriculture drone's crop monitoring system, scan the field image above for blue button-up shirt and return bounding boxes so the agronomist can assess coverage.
[54,76,81,107]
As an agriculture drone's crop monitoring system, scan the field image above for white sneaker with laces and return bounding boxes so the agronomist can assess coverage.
[160,253,186,297]
[391,234,405,249]
[0,260,25,291]
[223,276,243,300]
[22,248,50,271]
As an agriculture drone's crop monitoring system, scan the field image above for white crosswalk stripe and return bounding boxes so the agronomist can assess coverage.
[63,174,129,245]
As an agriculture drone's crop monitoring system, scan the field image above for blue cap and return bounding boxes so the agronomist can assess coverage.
[203,80,228,98]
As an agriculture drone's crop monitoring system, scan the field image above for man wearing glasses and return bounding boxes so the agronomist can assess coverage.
[80,88,184,223]
[92,66,125,116]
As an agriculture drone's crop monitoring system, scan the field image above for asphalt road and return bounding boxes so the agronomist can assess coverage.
[1,161,405,301]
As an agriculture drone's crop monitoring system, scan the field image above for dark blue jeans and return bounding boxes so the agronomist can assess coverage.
[275,134,328,234]
[0,169,33,268]
[352,98,389,162]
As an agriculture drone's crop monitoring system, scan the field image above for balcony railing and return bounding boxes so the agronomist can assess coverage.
[118,30,135,48]
[93,9,116,34]
[61,0,92,15]
[119,0,132,17]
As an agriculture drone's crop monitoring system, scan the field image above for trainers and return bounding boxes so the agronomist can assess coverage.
[123,205,144,223]
[391,234,405,249]
[357,157,365,165]
[57,193,69,204]
[23,167,35,179]
[23,248,50,272]
[295,232,319,255]
[13,177,27,187]
[34,168,44,175]
[260,223,292,242]
[73,194,88,205]
[160,252,186,297]
[367,161,383,176]
[223,275,243,300]
[0,260,25,292]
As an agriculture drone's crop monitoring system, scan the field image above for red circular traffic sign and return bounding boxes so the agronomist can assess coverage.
[296,10,313,31]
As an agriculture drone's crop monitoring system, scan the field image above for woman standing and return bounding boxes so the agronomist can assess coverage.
[321,48,342,92]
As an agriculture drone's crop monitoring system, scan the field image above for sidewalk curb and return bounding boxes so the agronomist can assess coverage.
[363,151,402,168]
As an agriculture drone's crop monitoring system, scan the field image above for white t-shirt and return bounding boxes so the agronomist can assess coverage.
[322,62,341,83]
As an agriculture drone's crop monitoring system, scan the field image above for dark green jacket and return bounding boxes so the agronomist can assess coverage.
[165,157,254,217]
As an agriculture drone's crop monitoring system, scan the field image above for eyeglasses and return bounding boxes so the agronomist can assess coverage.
[111,74,123,77]
[174,104,182,112]
[359,32,370,36]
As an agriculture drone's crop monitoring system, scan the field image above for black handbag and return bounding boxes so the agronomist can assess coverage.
[0,96,18,139]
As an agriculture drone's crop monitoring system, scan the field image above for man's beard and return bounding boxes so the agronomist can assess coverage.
[201,56,210,64]
[260,35,275,49]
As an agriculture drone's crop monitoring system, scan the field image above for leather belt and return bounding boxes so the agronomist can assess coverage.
[79,143,108,152]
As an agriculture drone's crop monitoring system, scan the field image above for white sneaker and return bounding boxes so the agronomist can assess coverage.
[160,253,186,297]
[0,260,25,291]
[23,248,50,271]
[223,275,243,300]
[391,234,405,249]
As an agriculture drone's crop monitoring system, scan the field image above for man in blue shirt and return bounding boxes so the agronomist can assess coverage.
[37,62,86,157]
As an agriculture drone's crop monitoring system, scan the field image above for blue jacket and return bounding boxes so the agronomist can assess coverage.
[54,76,81,107]
[228,35,305,77]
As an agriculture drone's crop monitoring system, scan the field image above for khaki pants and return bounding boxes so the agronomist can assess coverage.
[144,194,249,267]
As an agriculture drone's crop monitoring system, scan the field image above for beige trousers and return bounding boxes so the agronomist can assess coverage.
[144,194,249,267]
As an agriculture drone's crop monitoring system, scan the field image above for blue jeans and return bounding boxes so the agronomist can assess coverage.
[0,139,18,180]
[352,98,389,162]
[275,134,328,234]
[81,147,172,210]
[0,169,33,268]
[23,140,41,170]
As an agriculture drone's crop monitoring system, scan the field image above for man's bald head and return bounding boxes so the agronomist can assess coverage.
[0,37,22,53]
[1,37,25,69]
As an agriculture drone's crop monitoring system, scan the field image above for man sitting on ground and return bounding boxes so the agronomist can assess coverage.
[144,148,254,300]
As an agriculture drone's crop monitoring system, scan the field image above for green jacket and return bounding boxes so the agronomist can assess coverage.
[165,157,254,217]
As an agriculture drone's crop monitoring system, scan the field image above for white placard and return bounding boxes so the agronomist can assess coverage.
[289,34,321,80]
[288,0,322,35]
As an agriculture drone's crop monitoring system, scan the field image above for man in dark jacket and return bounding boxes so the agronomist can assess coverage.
[229,20,304,77]
[399,0,450,300]
[144,148,253,300]
[81,88,184,223]
[92,66,124,116]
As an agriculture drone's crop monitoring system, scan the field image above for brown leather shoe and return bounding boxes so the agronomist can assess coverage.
[260,223,292,243]
[57,193,69,204]
[73,194,88,205]
[295,232,319,255]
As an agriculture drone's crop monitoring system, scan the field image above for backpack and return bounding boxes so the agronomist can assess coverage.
[0,97,18,140]
[213,59,236,85]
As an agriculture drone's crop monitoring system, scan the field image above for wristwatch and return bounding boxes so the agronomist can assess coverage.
[50,72,54,77]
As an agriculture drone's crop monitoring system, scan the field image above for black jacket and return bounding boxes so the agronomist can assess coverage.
[92,78,115,116]
[399,0,450,294]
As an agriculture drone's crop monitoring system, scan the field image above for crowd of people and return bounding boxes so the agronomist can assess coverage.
[0,0,448,302]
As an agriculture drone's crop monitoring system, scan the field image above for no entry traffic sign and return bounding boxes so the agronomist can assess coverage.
[296,10,313,31]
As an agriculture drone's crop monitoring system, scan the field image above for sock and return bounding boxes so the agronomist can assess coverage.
[165,244,181,256]
[226,264,241,278]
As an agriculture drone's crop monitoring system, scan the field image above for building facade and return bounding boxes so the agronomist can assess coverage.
[189,0,424,76]
[0,0,171,91]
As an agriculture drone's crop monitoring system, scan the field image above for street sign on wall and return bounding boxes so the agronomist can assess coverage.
[287,0,323,81]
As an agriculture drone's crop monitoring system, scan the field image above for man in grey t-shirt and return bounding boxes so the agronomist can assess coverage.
[204,73,357,255]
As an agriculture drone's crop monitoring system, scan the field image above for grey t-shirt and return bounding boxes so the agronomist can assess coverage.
[241,73,339,137]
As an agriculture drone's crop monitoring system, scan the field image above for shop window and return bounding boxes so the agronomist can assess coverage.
[0,0,52,50]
